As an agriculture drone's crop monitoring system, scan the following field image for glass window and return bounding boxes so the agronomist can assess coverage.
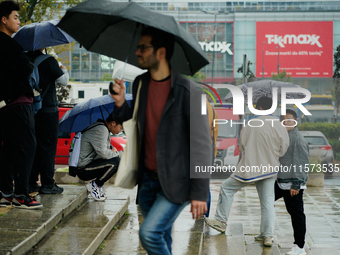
[78,91,85,98]
[102,89,108,95]
[81,53,90,70]
[303,136,327,145]
[218,124,237,138]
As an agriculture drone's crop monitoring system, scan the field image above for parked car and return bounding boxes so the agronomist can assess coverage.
[299,131,334,173]
[213,104,242,177]
[55,106,74,164]
[55,106,127,165]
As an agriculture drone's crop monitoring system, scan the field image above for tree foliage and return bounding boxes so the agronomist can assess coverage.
[271,70,292,82]
[237,60,256,83]
[16,0,84,103]
[17,0,83,24]
[185,71,206,84]
[56,83,71,103]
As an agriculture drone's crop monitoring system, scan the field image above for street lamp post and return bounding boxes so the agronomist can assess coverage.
[211,13,217,88]
[262,41,265,78]
[277,44,280,75]
[201,10,228,88]
[277,45,280,75]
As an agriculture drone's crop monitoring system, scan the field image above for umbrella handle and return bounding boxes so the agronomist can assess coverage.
[119,23,140,81]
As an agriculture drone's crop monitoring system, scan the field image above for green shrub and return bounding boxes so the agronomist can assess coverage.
[298,122,340,140]
[329,140,340,160]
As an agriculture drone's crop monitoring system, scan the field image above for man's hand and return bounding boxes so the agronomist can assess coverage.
[110,78,126,107]
[290,188,299,197]
[111,147,117,152]
[190,200,207,220]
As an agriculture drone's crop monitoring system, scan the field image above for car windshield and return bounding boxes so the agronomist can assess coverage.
[303,136,327,145]
[217,124,237,138]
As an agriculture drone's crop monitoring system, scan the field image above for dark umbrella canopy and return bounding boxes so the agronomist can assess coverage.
[13,19,74,51]
[224,80,306,104]
[59,94,132,134]
[58,0,209,75]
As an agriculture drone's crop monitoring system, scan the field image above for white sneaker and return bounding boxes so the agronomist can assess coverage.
[85,181,105,201]
[205,218,227,233]
[285,244,306,255]
[99,186,107,199]
[254,234,263,241]
[263,236,273,247]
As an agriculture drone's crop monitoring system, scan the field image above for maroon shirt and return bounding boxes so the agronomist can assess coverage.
[144,77,171,171]
[0,95,33,114]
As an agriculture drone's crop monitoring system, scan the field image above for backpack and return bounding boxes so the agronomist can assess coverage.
[29,54,52,115]
[68,122,105,177]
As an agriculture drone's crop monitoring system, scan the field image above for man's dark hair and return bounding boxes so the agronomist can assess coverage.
[256,96,273,110]
[0,1,20,20]
[106,113,123,126]
[285,109,297,120]
[141,26,175,63]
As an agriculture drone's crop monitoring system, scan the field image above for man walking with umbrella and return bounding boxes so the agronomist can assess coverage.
[111,26,211,254]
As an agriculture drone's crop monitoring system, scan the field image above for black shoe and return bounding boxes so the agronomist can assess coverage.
[12,195,43,209]
[0,192,14,207]
[29,183,41,194]
[39,183,64,194]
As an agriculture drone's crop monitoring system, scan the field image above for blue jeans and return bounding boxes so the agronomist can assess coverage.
[138,174,189,255]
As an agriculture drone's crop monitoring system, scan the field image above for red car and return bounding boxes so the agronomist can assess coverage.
[55,106,126,165]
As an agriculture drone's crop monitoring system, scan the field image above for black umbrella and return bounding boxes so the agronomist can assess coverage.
[224,80,306,104]
[58,0,209,75]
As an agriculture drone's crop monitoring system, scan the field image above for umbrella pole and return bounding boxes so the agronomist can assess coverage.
[99,106,104,121]
[119,23,140,80]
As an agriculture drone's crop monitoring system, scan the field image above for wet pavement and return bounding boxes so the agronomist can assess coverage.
[2,175,340,254]
[96,176,340,254]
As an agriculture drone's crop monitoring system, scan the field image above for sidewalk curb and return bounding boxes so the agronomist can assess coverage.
[9,188,88,255]
[83,196,130,255]
[198,221,205,255]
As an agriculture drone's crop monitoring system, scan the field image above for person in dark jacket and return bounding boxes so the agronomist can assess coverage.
[111,26,211,255]
[0,0,42,209]
[26,49,69,194]
[277,109,309,255]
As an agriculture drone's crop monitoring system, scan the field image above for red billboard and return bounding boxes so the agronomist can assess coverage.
[256,21,333,78]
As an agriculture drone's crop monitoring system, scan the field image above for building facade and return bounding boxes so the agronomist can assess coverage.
[63,0,340,96]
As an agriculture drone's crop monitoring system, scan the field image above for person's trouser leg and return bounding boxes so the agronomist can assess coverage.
[215,177,249,223]
[275,182,306,248]
[204,189,211,217]
[1,105,36,196]
[256,178,275,238]
[138,174,189,255]
[31,111,59,187]
[77,157,120,186]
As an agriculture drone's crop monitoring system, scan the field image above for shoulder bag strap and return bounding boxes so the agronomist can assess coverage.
[132,80,142,121]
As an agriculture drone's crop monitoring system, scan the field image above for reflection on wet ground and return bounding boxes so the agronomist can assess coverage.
[97,177,340,254]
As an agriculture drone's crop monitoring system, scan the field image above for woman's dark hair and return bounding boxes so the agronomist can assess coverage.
[141,26,175,63]
[0,1,20,20]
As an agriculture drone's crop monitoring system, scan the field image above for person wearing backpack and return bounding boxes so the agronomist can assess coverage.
[27,49,69,195]
[0,1,42,209]
[75,113,122,201]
